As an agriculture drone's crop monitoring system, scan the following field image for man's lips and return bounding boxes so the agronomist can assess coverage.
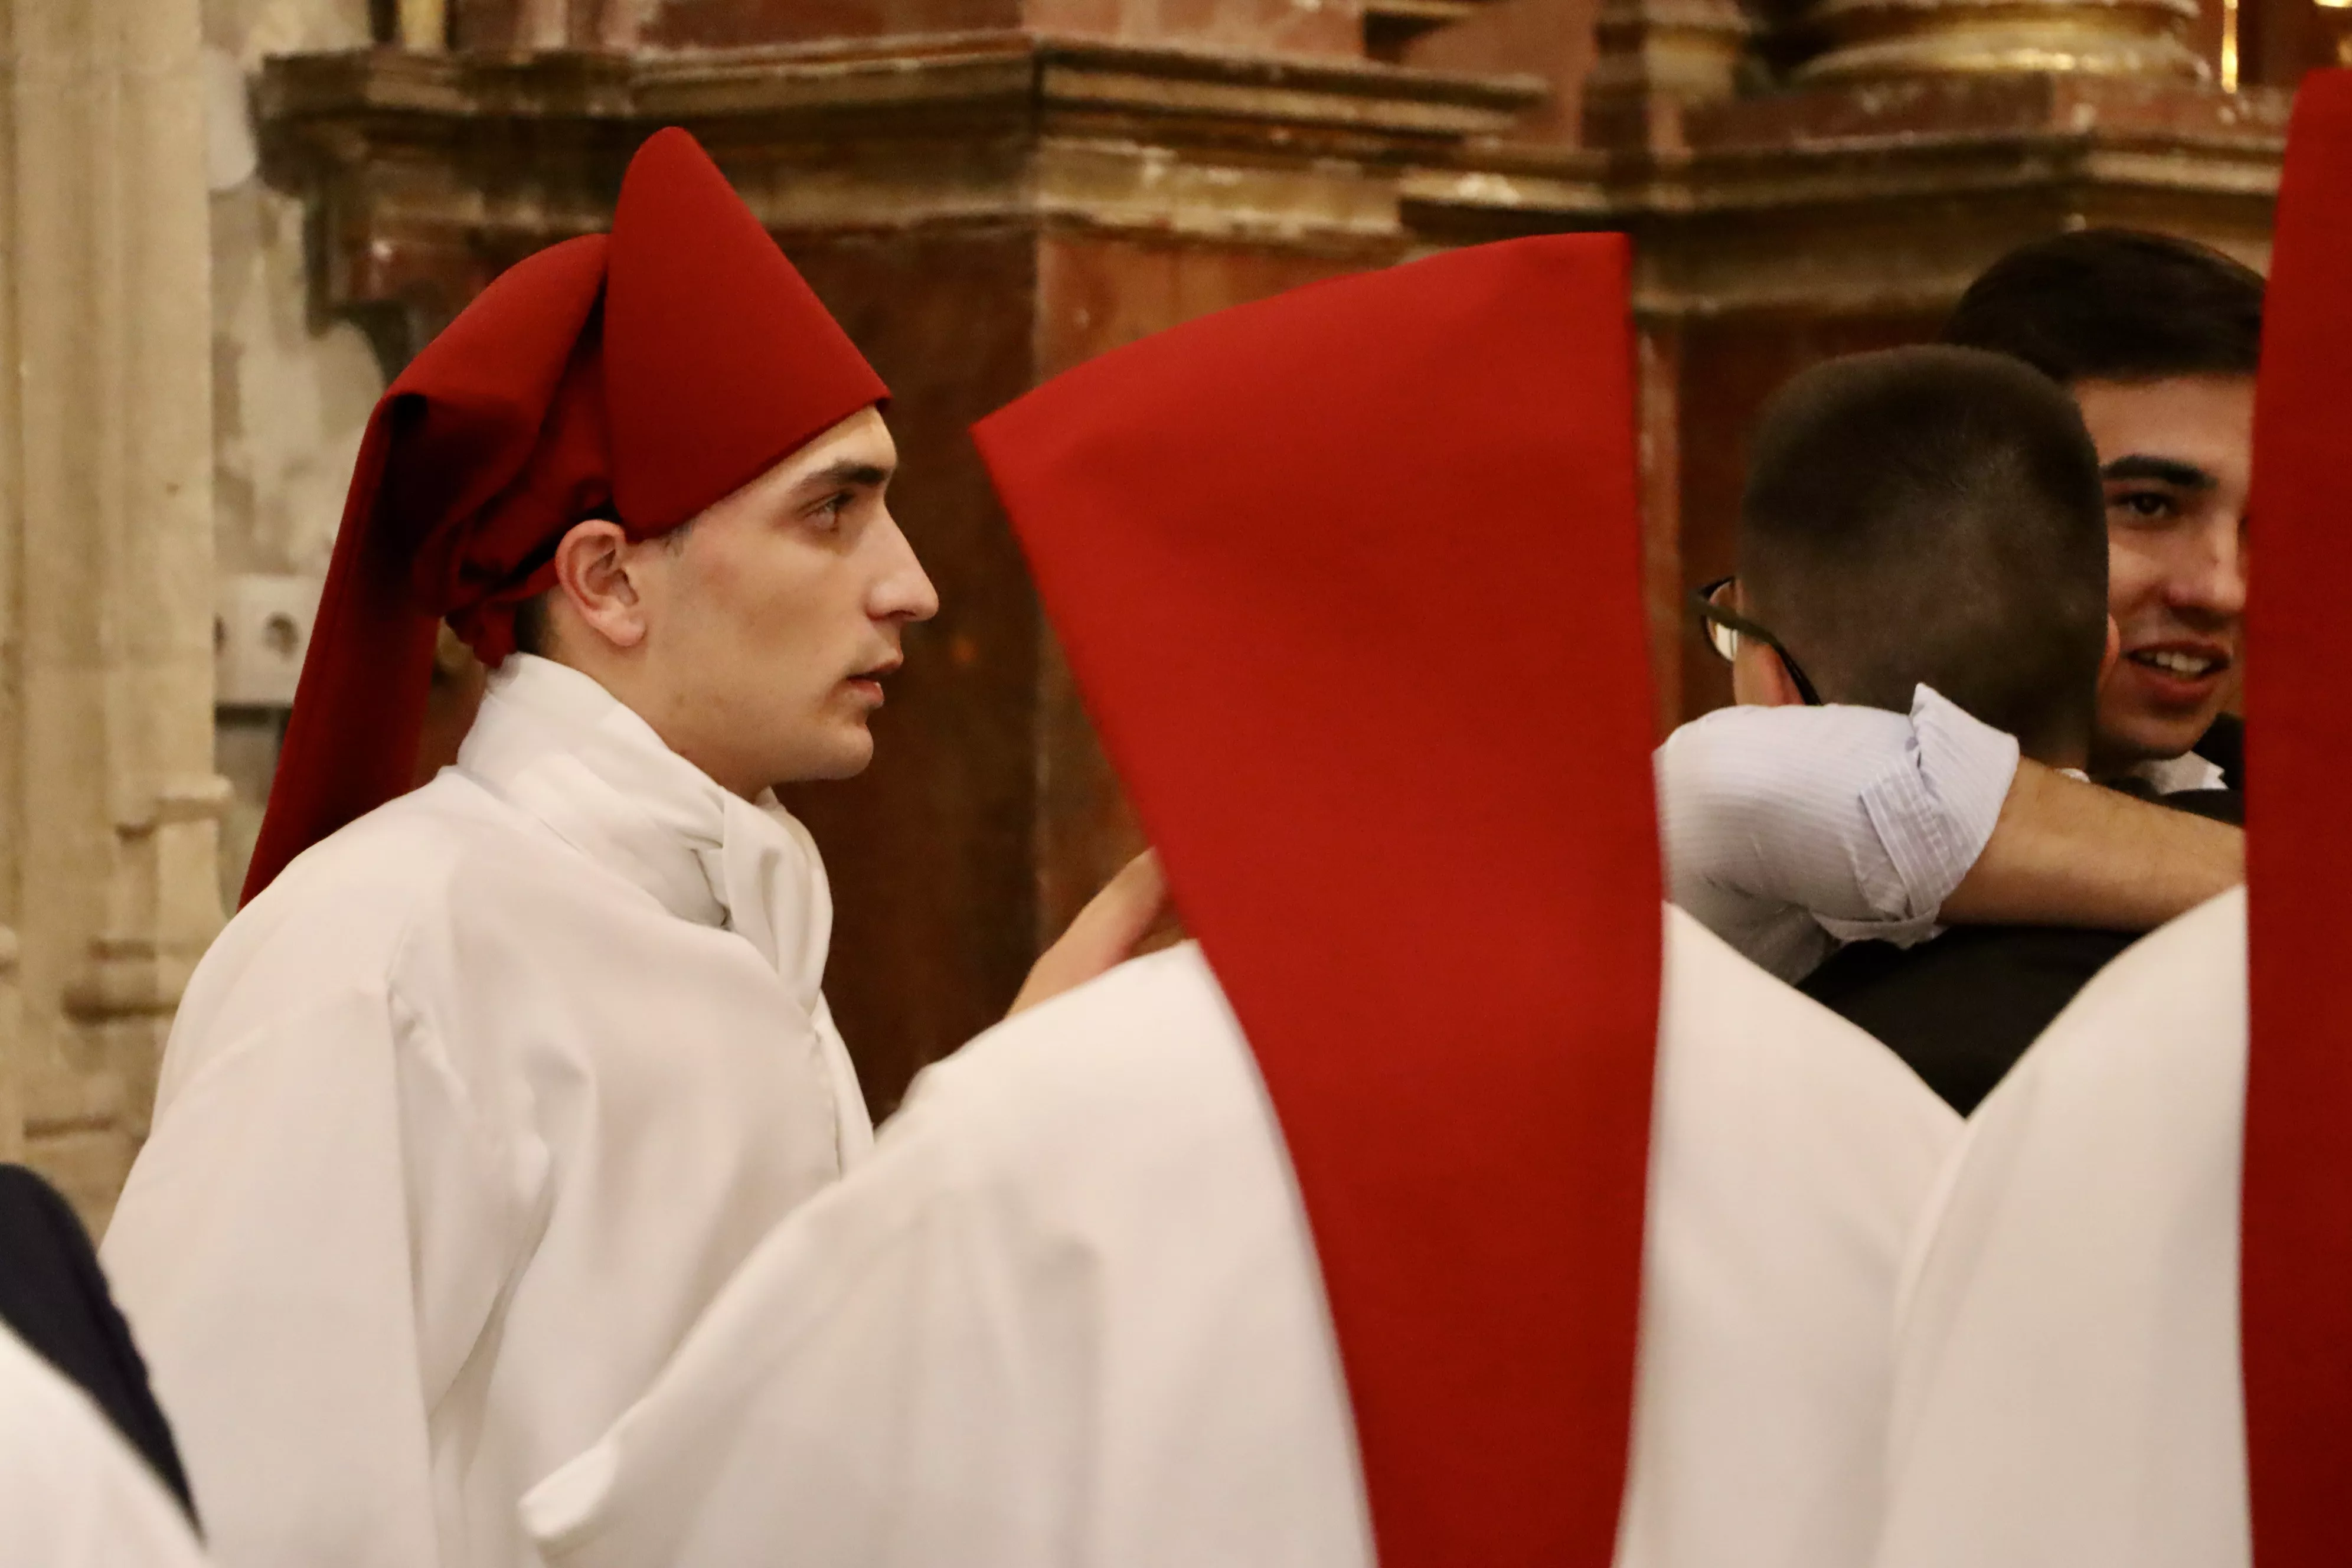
[2119,640,2232,699]
[844,656,901,702]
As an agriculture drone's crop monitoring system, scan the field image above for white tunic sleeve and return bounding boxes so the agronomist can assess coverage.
[0,1322,210,1567]
[102,984,538,1568]
[1655,685,2019,981]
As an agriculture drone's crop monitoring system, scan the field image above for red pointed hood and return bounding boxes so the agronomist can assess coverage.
[2243,66,2352,1566]
[606,128,887,531]
[973,236,1658,1564]
[241,128,885,905]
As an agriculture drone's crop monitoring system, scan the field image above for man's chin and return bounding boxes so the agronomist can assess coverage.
[2092,707,2224,775]
[793,727,877,783]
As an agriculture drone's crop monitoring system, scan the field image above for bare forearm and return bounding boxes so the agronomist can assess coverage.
[1942,760,2243,932]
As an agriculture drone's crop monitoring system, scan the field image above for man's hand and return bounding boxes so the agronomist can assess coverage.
[1943,759,2244,931]
[1009,851,1177,1016]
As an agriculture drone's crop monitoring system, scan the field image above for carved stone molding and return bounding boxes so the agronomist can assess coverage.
[1580,0,1752,149]
[259,32,1543,358]
[1365,0,1510,59]
[67,778,234,1024]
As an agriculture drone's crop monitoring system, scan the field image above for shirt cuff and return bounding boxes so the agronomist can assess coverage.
[1818,685,2020,947]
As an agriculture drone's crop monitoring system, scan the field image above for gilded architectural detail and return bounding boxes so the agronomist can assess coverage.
[1796,0,2209,84]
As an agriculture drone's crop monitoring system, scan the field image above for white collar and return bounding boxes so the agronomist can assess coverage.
[454,655,831,1007]
[2130,750,2229,796]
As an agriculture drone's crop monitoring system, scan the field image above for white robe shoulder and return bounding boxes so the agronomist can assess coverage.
[105,657,867,1568]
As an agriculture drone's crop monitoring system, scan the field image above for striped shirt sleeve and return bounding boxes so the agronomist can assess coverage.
[1654,685,2020,982]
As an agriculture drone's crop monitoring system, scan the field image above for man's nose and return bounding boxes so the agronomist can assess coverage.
[2169,515,2249,625]
[870,507,941,625]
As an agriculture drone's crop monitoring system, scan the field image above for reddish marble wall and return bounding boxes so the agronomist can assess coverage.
[1400,0,1598,142]
[1028,235,1375,942]
[772,227,1041,1116]
[775,226,1376,1113]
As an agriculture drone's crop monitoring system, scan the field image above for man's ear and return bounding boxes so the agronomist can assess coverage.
[2098,613,2122,688]
[550,519,649,652]
[1731,643,1804,707]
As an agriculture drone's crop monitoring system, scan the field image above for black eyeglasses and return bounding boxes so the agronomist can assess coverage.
[1691,575,1822,707]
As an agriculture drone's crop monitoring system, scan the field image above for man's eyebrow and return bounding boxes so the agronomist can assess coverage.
[2100,454,2217,489]
[797,460,891,492]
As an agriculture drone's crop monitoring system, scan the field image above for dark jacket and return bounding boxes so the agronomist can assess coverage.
[1800,786,2242,1115]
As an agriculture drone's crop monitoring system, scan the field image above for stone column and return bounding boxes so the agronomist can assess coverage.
[0,0,227,1223]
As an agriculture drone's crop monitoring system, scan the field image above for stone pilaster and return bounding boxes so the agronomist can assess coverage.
[0,0,227,1223]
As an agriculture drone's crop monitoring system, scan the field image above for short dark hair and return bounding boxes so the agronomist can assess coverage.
[1941,228,2263,384]
[1739,346,2109,762]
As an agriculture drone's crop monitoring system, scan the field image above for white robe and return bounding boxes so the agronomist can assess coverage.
[101,655,871,1568]
[522,910,1961,1568]
[1873,888,2249,1568]
[0,1320,210,1567]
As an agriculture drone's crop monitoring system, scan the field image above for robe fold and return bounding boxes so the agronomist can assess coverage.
[522,911,1959,1568]
[103,654,869,1568]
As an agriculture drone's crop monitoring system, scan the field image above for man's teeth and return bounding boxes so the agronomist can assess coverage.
[2134,650,2220,678]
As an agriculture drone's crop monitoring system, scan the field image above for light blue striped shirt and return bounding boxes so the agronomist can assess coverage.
[1655,685,2021,984]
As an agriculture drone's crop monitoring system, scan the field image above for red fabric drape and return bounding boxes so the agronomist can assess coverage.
[2243,66,2352,1567]
[975,236,1658,1564]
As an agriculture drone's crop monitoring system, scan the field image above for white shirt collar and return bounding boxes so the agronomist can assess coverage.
[454,655,832,1006]
[2129,749,2228,796]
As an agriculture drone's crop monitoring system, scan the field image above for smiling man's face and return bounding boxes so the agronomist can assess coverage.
[2072,374,2251,774]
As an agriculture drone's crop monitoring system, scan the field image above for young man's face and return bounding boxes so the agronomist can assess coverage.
[633,406,939,796]
[2072,374,2251,773]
